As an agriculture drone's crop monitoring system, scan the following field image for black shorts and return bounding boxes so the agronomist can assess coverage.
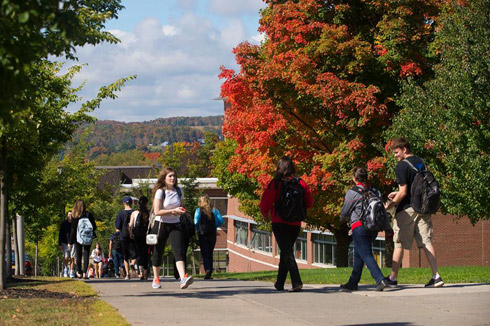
[121,237,137,261]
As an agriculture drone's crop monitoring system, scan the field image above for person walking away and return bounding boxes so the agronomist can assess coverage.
[260,156,314,292]
[194,194,224,279]
[129,196,150,280]
[109,231,124,278]
[59,211,76,278]
[384,137,444,287]
[340,167,389,291]
[70,200,97,279]
[150,167,193,289]
[115,196,136,279]
[91,242,105,278]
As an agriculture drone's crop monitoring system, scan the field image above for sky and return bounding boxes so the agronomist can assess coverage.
[67,0,266,122]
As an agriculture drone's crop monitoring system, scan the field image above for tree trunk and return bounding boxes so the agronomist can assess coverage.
[35,240,39,277]
[16,214,25,275]
[0,136,7,289]
[5,216,11,279]
[332,223,352,267]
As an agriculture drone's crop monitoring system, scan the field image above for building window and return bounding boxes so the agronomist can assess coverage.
[211,198,228,216]
[234,220,248,246]
[313,233,336,265]
[294,234,307,261]
[251,228,272,253]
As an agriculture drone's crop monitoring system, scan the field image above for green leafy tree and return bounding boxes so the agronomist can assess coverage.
[386,0,490,224]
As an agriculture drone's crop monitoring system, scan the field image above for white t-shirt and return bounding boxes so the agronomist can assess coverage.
[154,188,183,224]
[91,249,104,263]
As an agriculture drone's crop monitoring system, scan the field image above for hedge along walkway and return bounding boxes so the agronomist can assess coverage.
[0,277,129,326]
[90,277,490,326]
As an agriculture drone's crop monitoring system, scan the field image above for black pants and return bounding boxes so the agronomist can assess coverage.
[134,235,149,270]
[198,232,216,273]
[272,223,302,288]
[75,243,91,275]
[152,221,185,267]
[173,235,190,279]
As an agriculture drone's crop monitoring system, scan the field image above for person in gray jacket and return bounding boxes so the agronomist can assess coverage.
[339,167,388,292]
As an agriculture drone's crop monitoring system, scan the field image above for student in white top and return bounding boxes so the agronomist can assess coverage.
[90,242,105,278]
[150,167,193,290]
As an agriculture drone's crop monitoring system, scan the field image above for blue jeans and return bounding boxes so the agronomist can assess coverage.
[348,226,384,285]
[112,250,123,276]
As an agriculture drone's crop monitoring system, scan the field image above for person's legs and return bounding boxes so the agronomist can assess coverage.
[152,222,169,284]
[82,245,90,275]
[168,225,186,279]
[390,247,404,280]
[112,250,119,277]
[198,233,212,272]
[390,208,416,280]
[354,228,384,283]
[347,231,365,286]
[273,223,302,289]
[75,243,83,276]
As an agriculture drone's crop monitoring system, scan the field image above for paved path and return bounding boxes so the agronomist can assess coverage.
[88,278,490,326]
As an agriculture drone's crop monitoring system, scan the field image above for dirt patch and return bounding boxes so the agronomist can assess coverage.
[0,288,80,300]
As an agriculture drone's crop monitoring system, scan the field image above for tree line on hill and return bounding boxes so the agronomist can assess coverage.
[71,116,223,160]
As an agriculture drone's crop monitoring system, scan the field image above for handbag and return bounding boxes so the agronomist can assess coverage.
[146,210,161,245]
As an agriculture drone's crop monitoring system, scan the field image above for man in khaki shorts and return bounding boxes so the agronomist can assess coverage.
[384,137,444,288]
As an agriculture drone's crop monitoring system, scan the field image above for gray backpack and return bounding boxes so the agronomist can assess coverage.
[77,217,93,246]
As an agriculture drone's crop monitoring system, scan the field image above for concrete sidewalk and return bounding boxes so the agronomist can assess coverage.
[88,278,490,326]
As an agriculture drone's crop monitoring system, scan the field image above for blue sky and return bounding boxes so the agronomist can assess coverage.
[68,0,265,122]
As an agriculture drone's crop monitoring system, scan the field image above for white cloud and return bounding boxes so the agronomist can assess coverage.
[209,0,265,15]
[250,32,266,44]
[65,13,244,122]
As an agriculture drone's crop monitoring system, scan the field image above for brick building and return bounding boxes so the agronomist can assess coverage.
[225,196,490,273]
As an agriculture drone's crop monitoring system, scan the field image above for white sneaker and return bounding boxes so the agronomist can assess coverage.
[180,276,193,289]
[152,278,161,289]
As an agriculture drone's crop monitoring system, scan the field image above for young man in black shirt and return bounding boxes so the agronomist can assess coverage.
[384,137,444,288]
[115,196,136,279]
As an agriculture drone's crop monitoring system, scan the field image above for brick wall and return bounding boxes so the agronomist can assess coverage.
[406,213,490,267]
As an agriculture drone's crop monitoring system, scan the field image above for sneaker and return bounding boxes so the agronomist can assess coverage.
[69,271,75,278]
[340,283,358,291]
[288,284,303,292]
[63,271,68,278]
[180,276,194,289]
[124,275,130,280]
[425,277,444,288]
[376,279,387,292]
[384,276,398,287]
[152,278,161,289]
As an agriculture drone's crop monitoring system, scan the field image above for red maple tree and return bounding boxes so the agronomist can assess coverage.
[219,0,442,265]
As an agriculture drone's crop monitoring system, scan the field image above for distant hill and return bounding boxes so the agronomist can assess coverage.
[73,115,223,159]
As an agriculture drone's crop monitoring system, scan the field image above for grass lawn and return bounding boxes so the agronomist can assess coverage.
[209,266,490,285]
[0,277,129,326]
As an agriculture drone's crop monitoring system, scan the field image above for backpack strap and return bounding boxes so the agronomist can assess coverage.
[403,158,427,172]
[161,186,182,201]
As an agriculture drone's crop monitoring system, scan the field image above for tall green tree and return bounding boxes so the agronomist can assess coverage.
[387,0,490,223]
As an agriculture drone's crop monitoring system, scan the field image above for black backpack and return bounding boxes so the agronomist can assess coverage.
[403,159,441,214]
[120,210,132,239]
[180,212,195,239]
[352,186,391,232]
[112,232,122,252]
[275,177,307,222]
[133,212,149,238]
[199,210,215,235]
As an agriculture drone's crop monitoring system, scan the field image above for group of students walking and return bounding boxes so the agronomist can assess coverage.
[260,137,443,292]
[60,136,443,292]
[59,167,224,288]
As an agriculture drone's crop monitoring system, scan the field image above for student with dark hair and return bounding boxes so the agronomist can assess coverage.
[150,167,193,290]
[260,156,314,292]
[340,167,387,291]
[129,196,150,280]
[70,200,97,279]
[59,211,75,278]
[384,137,444,287]
[115,196,136,279]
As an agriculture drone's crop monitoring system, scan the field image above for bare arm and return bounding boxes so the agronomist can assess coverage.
[385,184,408,210]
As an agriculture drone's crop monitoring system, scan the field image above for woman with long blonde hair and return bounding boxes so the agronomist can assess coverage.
[150,167,193,289]
[194,194,223,279]
[69,199,97,279]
